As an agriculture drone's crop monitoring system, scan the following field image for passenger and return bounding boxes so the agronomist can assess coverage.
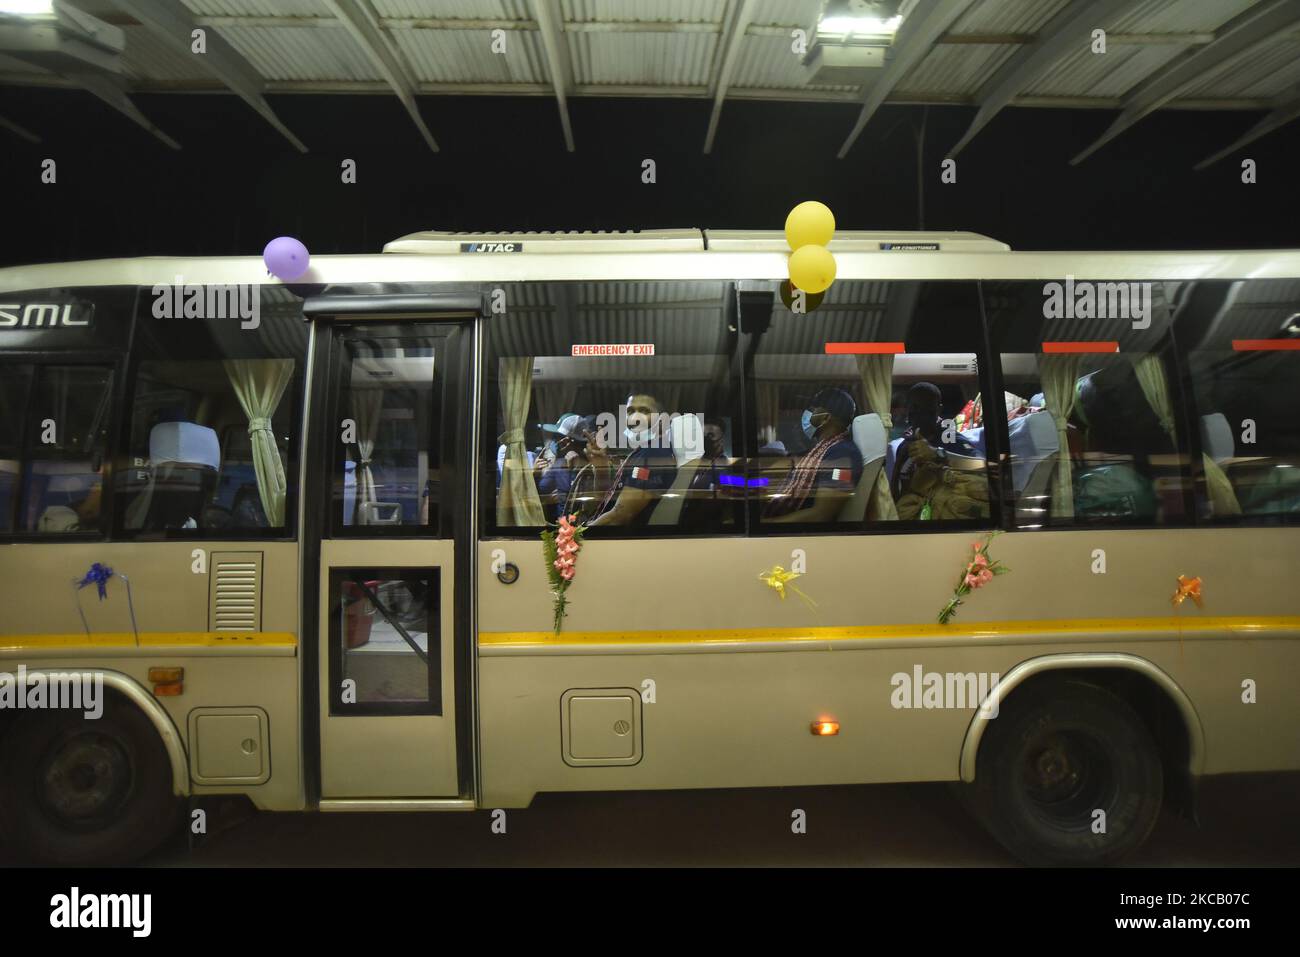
[680,414,737,529]
[891,381,987,520]
[584,393,676,528]
[763,387,862,523]
[541,414,609,523]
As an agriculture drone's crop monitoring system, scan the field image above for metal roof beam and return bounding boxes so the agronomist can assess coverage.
[324,0,437,152]
[837,0,979,159]
[0,112,40,143]
[531,0,574,152]
[1194,81,1300,169]
[108,0,306,152]
[703,0,756,153]
[73,72,180,149]
[945,0,1132,159]
[1072,0,1300,164]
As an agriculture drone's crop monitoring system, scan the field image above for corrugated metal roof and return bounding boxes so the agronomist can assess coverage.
[1024,43,1184,98]
[1105,0,1259,34]
[748,0,821,28]
[894,43,1019,96]
[179,0,332,16]
[371,0,533,18]
[949,0,1074,36]
[393,25,547,82]
[216,25,384,81]
[563,0,726,24]
[570,30,717,87]
[120,25,221,83]
[731,33,808,90]
[1180,34,1300,98]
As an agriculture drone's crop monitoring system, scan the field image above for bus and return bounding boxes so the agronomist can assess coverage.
[1,228,1297,867]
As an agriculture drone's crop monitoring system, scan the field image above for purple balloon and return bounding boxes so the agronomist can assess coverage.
[263,236,310,280]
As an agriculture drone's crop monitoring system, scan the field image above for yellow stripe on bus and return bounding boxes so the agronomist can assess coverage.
[478,616,1300,647]
[0,632,298,651]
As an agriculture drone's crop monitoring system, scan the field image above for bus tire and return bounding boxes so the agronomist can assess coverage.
[0,697,183,865]
[968,679,1163,866]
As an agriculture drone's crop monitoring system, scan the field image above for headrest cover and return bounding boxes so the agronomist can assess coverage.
[149,422,220,470]
[850,413,887,462]
[1200,412,1234,464]
[670,413,704,466]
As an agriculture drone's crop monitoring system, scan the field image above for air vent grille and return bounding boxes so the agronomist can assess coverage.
[208,552,263,632]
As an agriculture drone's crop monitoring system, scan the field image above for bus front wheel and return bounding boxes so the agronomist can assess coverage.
[0,697,183,865]
[967,679,1163,866]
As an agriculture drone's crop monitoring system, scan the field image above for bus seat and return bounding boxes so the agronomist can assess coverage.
[127,422,221,531]
[838,413,886,522]
[1009,410,1060,504]
[647,413,703,526]
[31,461,98,531]
[1030,392,1046,408]
[1200,412,1234,465]
[885,436,904,483]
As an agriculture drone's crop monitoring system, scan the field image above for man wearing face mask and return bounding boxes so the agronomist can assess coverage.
[585,392,677,527]
[763,387,862,522]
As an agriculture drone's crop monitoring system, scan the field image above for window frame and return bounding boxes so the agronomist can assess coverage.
[0,351,123,543]
[480,279,749,540]
[743,279,1001,537]
[112,296,305,543]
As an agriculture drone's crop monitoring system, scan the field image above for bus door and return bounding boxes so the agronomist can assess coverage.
[308,315,475,802]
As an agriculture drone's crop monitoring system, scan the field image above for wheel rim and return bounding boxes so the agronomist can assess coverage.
[1020,730,1117,829]
[36,731,134,829]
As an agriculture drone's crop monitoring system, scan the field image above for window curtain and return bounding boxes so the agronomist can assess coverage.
[855,354,899,520]
[350,387,384,525]
[224,359,294,527]
[1039,354,1082,519]
[1132,353,1240,517]
[497,357,546,526]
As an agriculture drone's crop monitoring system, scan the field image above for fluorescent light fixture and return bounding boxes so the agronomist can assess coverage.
[818,14,903,37]
[0,0,55,14]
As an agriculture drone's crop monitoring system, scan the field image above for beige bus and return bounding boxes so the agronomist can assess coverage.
[1,229,1297,866]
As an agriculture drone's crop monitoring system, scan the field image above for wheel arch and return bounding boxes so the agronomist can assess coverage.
[0,667,190,798]
[958,652,1205,785]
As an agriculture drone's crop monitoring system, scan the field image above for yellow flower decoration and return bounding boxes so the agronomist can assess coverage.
[758,565,817,609]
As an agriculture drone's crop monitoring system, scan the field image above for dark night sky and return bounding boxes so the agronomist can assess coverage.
[0,85,1296,266]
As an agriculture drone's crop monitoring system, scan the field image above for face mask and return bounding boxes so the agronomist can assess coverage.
[801,410,828,440]
[624,427,654,448]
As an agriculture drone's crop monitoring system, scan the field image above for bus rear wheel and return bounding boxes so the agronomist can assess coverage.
[0,698,183,865]
[968,679,1163,866]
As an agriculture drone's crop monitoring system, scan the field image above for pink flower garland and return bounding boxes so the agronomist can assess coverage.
[541,513,586,633]
[939,532,1009,625]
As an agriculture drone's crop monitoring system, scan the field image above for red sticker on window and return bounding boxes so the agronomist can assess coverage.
[571,343,655,356]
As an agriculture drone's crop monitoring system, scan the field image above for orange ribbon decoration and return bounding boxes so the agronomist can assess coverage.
[1171,575,1203,609]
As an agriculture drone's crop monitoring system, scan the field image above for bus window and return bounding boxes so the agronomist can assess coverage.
[484,281,740,535]
[1175,279,1300,523]
[332,333,440,533]
[19,365,114,535]
[0,364,33,533]
[746,280,992,530]
[986,280,1194,528]
[118,288,304,538]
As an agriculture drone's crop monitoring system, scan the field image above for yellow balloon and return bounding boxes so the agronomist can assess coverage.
[789,244,836,294]
[785,201,835,250]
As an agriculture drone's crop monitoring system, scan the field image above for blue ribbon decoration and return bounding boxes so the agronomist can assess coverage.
[77,562,114,601]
